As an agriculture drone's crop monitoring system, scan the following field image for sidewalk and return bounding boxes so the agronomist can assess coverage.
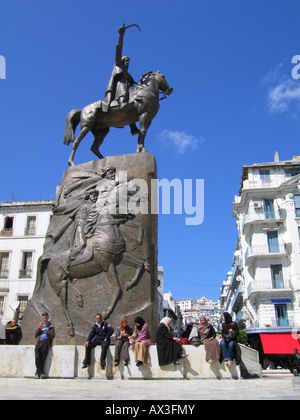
[0,375,299,400]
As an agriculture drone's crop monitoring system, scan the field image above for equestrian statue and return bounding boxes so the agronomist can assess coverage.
[63,23,173,166]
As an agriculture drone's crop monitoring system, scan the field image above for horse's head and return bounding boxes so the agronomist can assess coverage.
[154,71,173,96]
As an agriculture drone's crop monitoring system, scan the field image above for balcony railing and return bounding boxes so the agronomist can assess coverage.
[242,210,282,233]
[24,227,36,236]
[248,279,291,294]
[19,269,32,278]
[0,228,13,237]
[245,244,286,264]
[244,177,282,190]
[251,317,294,328]
[0,270,9,279]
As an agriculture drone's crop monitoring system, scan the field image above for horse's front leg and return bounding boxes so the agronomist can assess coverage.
[68,126,90,166]
[48,263,75,336]
[136,112,151,153]
[102,263,122,320]
[90,127,109,160]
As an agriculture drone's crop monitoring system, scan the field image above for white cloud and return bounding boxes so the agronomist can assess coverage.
[157,129,203,154]
[263,62,300,114]
[267,79,300,113]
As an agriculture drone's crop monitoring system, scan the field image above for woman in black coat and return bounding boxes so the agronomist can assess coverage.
[156,317,186,366]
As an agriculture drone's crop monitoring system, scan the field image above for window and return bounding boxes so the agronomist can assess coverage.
[1,216,14,236]
[25,216,36,236]
[259,169,271,182]
[19,252,33,278]
[0,296,4,316]
[267,231,280,253]
[275,304,288,327]
[17,296,28,320]
[294,195,300,217]
[285,167,300,177]
[0,252,10,278]
[271,264,284,289]
[264,199,275,219]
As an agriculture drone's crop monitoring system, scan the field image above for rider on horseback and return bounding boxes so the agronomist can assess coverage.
[103,23,139,136]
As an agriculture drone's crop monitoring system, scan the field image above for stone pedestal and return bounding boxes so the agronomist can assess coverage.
[21,153,158,345]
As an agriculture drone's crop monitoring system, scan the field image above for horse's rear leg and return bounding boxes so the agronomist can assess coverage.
[59,280,76,336]
[102,263,122,320]
[68,126,89,166]
[90,127,109,160]
[137,112,151,153]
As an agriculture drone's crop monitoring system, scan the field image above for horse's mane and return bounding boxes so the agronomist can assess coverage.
[138,71,154,84]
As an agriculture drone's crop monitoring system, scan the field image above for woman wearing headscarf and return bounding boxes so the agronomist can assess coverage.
[220,312,240,367]
[130,316,152,366]
[114,317,133,367]
[156,317,186,366]
[197,316,221,363]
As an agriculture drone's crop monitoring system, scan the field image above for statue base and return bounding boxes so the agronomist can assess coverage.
[21,152,158,345]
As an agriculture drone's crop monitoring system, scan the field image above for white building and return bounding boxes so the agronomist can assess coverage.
[0,200,53,323]
[222,153,300,367]
[157,266,183,333]
[176,299,197,313]
[177,297,221,330]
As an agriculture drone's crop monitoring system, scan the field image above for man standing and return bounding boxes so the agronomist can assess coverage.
[34,312,55,379]
[82,314,114,370]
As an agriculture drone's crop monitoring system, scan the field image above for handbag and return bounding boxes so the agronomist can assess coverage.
[224,331,235,342]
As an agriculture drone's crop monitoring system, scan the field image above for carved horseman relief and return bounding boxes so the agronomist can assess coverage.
[33,163,149,338]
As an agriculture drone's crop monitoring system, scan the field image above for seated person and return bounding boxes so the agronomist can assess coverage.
[197,316,221,363]
[220,312,240,367]
[114,317,133,367]
[156,317,187,366]
[130,316,152,367]
[82,313,114,370]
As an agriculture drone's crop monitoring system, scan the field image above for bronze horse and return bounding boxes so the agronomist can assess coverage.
[63,71,173,166]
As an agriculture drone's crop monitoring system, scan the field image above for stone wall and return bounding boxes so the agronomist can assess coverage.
[0,344,262,380]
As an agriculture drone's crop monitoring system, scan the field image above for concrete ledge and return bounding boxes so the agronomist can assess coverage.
[0,344,262,380]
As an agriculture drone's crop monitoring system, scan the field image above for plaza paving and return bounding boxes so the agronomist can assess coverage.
[0,374,299,400]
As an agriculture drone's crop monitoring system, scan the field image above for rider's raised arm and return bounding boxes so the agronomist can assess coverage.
[115,24,125,67]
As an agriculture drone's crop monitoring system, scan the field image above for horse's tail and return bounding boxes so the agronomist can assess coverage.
[63,109,81,145]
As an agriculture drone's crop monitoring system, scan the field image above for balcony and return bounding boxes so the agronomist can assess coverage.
[242,210,282,235]
[232,283,244,313]
[0,277,9,291]
[24,227,36,236]
[247,279,292,300]
[0,269,9,279]
[245,244,287,266]
[249,317,294,329]
[229,256,242,289]
[243,177,282,190]
[19,269,32,279]
[0,228,13,237]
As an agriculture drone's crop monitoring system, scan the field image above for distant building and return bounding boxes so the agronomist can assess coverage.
[0,200,54,323]
[157,266,183,334]
[222,153,300,368]
[177,297,221,330]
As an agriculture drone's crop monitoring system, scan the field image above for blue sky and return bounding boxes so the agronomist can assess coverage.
[1,0,300,302]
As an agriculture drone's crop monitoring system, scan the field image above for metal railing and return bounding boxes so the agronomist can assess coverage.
[245,244,286,261]
[18,269,33,278]
[248,279,291,293]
